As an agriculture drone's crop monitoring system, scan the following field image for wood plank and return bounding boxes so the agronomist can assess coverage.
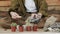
[0,1,11,6]
[0,0,10,1]
[46,0,60,5]
[0,7,10,11]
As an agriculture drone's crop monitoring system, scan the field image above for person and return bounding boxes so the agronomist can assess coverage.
[10,0,48,17]
[9,0,48,28]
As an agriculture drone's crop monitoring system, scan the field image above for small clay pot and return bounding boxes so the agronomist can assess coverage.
[11,26,16,32]
[19,26,24,32]
[26,26,31,31]
[33,26,38,31]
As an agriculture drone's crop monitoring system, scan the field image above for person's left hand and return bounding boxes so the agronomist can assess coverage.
[37,13,42,18]
[38,13,42,16]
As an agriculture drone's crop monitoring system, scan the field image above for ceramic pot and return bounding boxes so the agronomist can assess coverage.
[11,26,16,32]
[26,26,32,31]
[19,26,24,32]
[33,26,38,31]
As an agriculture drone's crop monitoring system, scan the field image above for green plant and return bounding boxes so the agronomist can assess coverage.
[25,18,31,26]
[19,23,23,26]
[11,22,17,26]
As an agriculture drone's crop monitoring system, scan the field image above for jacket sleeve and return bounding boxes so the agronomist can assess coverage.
[10,0,19,10]
[38,0,48,17]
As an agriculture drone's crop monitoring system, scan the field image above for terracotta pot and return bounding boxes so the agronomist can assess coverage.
[19,26,24,32]
[33,26,38,31]
[26,26,31,31]
[11,26,16,32]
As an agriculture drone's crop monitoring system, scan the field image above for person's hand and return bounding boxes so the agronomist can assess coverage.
[37,13,42,18]
[31,13,37,18]
[10,12,22,19]
[17,16,22,18]
[38,13,42,16]
[12,16,22,19]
